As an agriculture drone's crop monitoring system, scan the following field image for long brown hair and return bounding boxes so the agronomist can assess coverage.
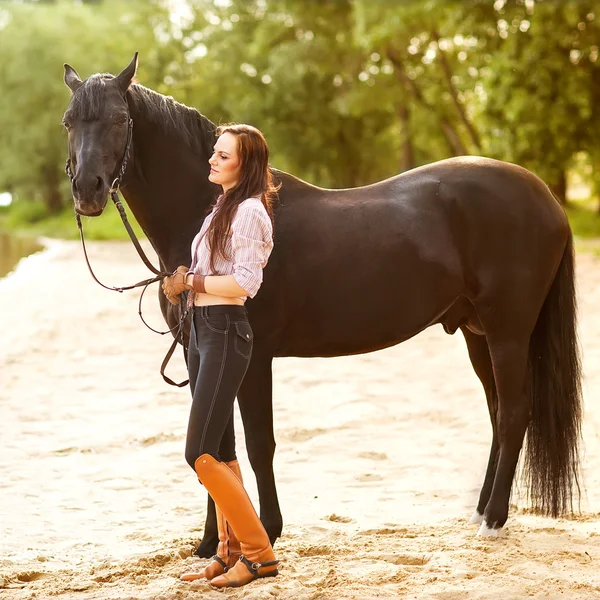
[205,123,279,274]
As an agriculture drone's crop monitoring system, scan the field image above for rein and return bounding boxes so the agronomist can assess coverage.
[65,118,189,387]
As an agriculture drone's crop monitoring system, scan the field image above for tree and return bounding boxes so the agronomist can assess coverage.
[351,0,492,171]
[473,0,600,204]
[2,0,599,213]
[0,0,175,213]
[173,0,400,187]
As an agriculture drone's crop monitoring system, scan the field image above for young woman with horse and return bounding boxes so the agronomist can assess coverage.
[62,53,582,556]
[158,124,280,588]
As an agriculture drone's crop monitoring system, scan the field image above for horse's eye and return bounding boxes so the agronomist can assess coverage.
[62,120,71,130]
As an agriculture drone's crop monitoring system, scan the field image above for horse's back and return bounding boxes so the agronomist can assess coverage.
[277,156,565,225]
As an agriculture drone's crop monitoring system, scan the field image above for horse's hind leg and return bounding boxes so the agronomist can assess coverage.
[461,328,498,525]
[476,329,531,537]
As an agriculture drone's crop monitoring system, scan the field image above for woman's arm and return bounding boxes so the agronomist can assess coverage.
[184,273,249,298]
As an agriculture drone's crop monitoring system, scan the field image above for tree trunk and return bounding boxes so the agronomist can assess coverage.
[439,118,468,156]
[397,100,415,172]
[44,166,63,214]
[549,170,567,206]
[386,45,468,158]
[431,29,482,153]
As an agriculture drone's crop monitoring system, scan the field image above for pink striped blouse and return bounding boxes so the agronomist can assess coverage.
[188,196,274,300]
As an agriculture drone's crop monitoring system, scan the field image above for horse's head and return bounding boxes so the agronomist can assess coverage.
[62,53,138,216]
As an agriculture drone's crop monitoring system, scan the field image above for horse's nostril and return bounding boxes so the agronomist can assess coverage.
[95,177,104,192]
[73,179,79,194]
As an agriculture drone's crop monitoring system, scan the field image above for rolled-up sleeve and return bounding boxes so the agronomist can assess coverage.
[231,204,274,298]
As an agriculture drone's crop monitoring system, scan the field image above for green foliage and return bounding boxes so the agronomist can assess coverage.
[476,0,600,191]
[3,200,49,225]
[1,0,600,238]
[0,0,177,213]
[0,198,145,241]
[566,202,600,239]
[180,0,397,187]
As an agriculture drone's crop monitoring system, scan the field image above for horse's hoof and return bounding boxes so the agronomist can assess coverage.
[194,539,218,558]
[476,521,506,538]
[469,510,484,525]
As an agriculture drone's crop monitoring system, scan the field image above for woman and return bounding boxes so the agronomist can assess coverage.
[161,124,279,588]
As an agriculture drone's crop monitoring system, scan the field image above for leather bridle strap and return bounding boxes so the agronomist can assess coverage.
[65,117,189,387]
[66,118,168,288]
[74,211,165,293]
[161,328,190,388]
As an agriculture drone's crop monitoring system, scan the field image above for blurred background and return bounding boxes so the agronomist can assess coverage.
[2,6,600,597]
[1,0,600,247]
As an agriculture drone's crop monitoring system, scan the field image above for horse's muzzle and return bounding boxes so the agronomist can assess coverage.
[74,197,107,217]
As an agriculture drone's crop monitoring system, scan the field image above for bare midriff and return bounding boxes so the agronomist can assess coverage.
[193,292,245,307]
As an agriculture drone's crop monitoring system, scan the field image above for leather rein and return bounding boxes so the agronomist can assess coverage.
[65,118,189,387]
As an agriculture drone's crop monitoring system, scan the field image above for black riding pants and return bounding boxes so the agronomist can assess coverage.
[184,305,253,469]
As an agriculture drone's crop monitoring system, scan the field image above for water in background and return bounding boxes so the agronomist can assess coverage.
[0,232,43,278]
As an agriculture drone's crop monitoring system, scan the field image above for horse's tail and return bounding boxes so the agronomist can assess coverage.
[524,229,583,516]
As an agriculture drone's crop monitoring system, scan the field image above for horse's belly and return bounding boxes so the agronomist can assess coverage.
[274,293,457,358]
[270,208,465,358]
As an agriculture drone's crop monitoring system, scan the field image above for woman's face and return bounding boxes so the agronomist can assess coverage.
[208,132,241,192]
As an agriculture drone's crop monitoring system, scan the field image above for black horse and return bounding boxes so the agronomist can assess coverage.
[62,54,582,550]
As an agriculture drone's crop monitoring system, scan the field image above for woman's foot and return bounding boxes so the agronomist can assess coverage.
[210,552,279,588]
[181,554,235,581]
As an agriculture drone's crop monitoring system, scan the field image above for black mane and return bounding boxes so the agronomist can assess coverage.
[65,74,113,121]
[127,82,216,156]
[66,74,216,156]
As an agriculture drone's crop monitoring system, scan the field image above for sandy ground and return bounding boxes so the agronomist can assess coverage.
[1,239,599,600]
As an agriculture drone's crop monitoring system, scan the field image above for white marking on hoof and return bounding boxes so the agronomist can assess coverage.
[469,511,484,525]
[476,521,506,538]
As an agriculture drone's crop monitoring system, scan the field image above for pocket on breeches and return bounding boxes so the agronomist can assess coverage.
[233,321,254,359]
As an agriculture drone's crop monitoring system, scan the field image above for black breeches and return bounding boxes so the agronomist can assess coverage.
[184,304,253,468]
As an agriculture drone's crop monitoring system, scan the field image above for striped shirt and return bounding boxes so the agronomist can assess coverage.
[188,196,274,300]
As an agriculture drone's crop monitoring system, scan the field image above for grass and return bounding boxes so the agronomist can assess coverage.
[565,201,600,240]
[564,197,600,256]
[0,200,145,241]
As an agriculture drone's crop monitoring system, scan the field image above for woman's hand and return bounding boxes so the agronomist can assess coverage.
[162,265,191,305]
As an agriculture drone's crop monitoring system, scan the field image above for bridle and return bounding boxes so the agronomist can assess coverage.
[65,116,189,387]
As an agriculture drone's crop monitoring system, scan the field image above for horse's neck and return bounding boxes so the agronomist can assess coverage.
[120,96,215,271]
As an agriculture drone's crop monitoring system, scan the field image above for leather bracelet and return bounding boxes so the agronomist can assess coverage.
[192,273,207,294]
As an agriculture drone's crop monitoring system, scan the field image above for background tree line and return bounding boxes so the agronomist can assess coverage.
[0,0,599,219]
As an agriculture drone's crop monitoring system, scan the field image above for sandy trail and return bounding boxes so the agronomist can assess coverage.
[1,239,599,599]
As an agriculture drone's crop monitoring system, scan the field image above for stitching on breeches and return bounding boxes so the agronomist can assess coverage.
[199,332,229,454]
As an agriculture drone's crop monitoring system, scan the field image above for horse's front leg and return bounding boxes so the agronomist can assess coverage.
[194,497,218,557]
[237,352,282,545]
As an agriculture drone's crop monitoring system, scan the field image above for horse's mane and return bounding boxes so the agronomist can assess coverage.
[66,74,216,156]
[127,82,216,156]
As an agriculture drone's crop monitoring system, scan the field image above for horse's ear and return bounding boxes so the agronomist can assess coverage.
[116,52,138,93]
[63,63,82,93]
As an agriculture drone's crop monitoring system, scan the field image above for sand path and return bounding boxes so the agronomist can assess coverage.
[1,240,599,599]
